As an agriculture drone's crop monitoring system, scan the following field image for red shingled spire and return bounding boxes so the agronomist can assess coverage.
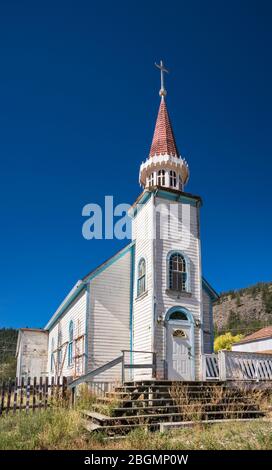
[149,96,179,158]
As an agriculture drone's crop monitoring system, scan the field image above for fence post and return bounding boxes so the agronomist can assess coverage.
[62,376,67,401]
[0,381,5,415]
[71,386,76,407]
[255,360,260,382]
[121,351,125,383]
[218,350,227,381]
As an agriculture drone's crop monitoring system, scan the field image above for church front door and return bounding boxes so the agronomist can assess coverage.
[166,321,193,381]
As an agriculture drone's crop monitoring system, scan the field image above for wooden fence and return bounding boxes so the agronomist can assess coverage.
[203,353,219,380]
[204,351,272,381]
[0,376,67,415]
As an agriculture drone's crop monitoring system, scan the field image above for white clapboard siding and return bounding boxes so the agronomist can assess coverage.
[48,289,87,378]
[202,288,213,354]
[16,330,48,380]
[154,197,202,380]
[87,250,131,382]
[132,196,154,379]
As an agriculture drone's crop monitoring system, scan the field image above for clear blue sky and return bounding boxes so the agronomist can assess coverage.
[0,0,271,328]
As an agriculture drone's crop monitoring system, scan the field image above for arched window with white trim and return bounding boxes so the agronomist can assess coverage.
[68,320,74,366]
[147,172,155,187]
[158,169,165,186]
[169,170,177,188]
[137,258,146,296]
[168,252,188,292]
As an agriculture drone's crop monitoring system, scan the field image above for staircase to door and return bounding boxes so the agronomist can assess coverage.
[81,380,267,437]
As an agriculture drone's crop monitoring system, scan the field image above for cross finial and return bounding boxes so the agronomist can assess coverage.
[155,60,169,97]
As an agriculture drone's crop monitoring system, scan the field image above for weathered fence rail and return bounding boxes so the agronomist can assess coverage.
[203,353,219,380]
[0,376,67,415]
[204,351,272,381]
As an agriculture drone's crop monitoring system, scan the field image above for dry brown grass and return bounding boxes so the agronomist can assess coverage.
[169,384,203,421]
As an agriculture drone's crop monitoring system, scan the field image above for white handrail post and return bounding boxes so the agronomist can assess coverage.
[218,350,227,381]
[202,354,207,381]
[121,350,125,383]
[256,359,259,382]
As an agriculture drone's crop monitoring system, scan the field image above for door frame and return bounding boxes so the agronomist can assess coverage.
[165,306,195,381]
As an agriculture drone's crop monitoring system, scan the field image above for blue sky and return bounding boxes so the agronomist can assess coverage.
[0,0,271,328]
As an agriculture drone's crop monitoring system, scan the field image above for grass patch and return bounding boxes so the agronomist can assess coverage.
[0,409,272,450]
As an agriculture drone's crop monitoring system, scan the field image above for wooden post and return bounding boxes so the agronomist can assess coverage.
[26,377,31,413]
[152,352,156,379]
[218,350,227,381]
[202,355,207,381]
[13,378,18,414]
[39,377,43,409]
[71,386,75,407]
[33,377,37,412]
[45,377,48,409]
[0,381,5,416]
[62,376,67,401]
[121,351,125,383]
[51,376,55,403]
[6,380,12,414]
[255,360,260,382]
[19,377,24,411]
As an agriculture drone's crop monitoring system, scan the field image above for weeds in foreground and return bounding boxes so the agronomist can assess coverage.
[0,409,271,450]
[74,384,97,410]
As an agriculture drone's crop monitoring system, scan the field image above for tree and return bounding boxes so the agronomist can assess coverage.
[214,332,244,352]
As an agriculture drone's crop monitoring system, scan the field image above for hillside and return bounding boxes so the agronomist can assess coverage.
[0,328,18,381]
[213,282,272,336]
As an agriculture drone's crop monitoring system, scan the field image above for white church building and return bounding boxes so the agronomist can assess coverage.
[16,64,218,383]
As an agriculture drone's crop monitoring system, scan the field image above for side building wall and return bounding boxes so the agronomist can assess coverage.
[86,249,131,382]
[16,330,48,381]
[47,289,87,379]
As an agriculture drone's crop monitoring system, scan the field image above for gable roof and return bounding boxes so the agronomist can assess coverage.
[235,326,272,345]
[202,277,219,301]
[44,242,135,330]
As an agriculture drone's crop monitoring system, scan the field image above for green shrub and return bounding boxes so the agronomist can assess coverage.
[214,332,244,352]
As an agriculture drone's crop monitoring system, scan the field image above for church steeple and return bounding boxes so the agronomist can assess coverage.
[139,61,189,191]
[149,96,179,158]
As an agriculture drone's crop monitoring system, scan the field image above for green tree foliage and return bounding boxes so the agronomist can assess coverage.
[214,332,244,352]
[0,328,18,381]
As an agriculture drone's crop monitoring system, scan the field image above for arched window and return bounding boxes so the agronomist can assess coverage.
[157,169,165,186]
[68,320,74,366]
[137,258,146,296]
[169,311,188,321]
[169,170,177,187]
[148,172,154,187]
[50,338,55,372]
[169,252,187,292]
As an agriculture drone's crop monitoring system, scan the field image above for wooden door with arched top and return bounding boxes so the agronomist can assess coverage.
[166,309,194,381]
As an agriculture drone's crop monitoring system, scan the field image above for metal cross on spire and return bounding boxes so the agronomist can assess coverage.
[155,60,169,97]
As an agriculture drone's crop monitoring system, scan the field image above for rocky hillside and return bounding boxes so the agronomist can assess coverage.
[213,282,272,336]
